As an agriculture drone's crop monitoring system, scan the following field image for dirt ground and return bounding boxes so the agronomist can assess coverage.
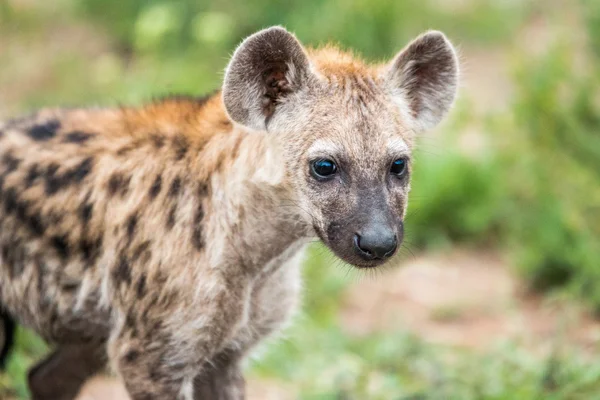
[340,250,600,354]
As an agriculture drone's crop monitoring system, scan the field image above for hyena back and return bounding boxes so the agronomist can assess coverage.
[0,26,458,400]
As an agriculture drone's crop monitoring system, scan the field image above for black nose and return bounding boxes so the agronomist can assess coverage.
[353,228,398,261]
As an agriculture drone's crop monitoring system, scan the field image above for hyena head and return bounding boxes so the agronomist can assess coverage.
[223,26,458,268]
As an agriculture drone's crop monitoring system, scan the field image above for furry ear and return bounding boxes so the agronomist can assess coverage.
[223,26,312,131]
[383,31,459,132]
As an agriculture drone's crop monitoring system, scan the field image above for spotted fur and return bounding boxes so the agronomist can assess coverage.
[0,27,458,399]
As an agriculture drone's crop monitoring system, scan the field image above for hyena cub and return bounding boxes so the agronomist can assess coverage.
[0,27,458,399]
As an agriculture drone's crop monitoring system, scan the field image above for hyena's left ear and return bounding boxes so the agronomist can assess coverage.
[223,26,314,131]
[383,31,459,132]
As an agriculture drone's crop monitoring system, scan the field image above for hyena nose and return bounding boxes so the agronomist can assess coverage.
[353,227,398,261]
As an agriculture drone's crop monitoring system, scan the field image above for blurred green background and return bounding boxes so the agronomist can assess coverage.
[1,0,600,399]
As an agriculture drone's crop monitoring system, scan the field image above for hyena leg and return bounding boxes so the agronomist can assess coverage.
[193,350,245,400]
[111,333,191,399]
[112,333,245,399]
[112,281,249,399]
[28,342,107,400]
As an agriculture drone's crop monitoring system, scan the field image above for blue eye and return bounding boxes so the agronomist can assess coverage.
[311,159,337,179]
[390,158,407,176]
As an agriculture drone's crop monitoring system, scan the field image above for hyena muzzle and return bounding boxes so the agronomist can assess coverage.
[0,26,458,399]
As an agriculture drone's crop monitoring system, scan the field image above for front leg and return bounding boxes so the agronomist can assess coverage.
[193,350,245,400]
[110,327,192,400]
[112,343,246,400]
[110,277,250,400]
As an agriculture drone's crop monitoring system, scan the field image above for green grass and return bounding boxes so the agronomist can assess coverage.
[0,329,47,399]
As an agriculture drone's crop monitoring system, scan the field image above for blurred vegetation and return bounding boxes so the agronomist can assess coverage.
[509,44,600,309]
[1,0,600,398]
[408,12,600,312]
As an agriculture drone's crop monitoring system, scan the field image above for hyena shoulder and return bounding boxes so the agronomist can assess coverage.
[0,94,242,338]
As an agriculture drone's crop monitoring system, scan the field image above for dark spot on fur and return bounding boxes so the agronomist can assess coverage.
[148,175,162,200]
[124,349,140,363]
[197,182,208,197]
[17,205,32,233]
[192,204,205,250]
[4,188,24,221]
[172,135,188,160]
[61,281,79,292]
[192,227,204,250]
[126,213,138,241]
[136,275,147,297]
[155,271,168,286]
[108,174,122,194]
[48,308,60,331]
[15,199,28,222]
[116,144,136,156]
[26,164,40,187]
[132,240,151,263]
[79,202,93,225]
[150,134,165,148]
[108,173,130,197]
[28,212,45,236]
[80,236,102,264]
[45,157,94,194]
[2,153,21,173]
[3,188,17,213]
[64,131,94,143]
[68,157,94,183]
[44,163,62,195]
[166,205,177,229]
[125,311,137,337]
[2,246,10,269]
[51,235,70,259]
[27,120,60,141]
[113,254,131,285]
[168,176,181,197]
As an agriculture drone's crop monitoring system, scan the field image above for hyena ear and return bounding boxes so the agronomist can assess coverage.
[223,26,313,131]
[383,31,459,132]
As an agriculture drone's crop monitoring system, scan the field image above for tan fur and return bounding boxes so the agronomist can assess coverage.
[0,27,458,400]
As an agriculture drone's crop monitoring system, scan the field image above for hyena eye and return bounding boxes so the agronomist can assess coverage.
[390,158,407,176]
[311,159,337,179]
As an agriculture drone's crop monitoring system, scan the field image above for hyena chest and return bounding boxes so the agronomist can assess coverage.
[227,243,305,355]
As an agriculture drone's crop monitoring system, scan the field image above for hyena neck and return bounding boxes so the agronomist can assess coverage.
[121,92,310,272]
[193,94,311,273]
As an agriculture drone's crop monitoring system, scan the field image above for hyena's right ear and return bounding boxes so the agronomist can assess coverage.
[223,26,314,131]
